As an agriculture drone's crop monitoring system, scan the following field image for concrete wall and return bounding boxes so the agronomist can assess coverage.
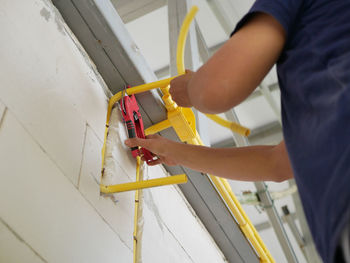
[0,1,226,262]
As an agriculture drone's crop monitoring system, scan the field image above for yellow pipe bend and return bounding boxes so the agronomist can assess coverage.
[106,77,175,124]
[176,6,199,75]
[176,7,272,262]
[175,6,249,137]
[101,77,175,168]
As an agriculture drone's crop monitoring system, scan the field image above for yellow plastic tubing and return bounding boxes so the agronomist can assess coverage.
[176,6,198,75]
[100,174,187,194]
[206,114,250,136]
[99,5,270,262]
[177,7,273,263]
[133,156,141,263]
[175,7,250,138]
[196,134,274,263]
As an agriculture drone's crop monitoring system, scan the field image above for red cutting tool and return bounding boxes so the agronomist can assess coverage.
[120,86,155,164]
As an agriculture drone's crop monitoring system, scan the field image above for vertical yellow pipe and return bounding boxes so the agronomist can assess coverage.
[133,156,142,263]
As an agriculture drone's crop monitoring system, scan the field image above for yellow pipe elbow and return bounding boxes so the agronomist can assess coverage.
[106,77,175,124]
[175,6,250,138]
[102,77,176,171]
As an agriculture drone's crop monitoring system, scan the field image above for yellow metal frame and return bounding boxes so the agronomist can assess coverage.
[100,5,274,263]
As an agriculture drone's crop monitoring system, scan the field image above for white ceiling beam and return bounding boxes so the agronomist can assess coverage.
[112,0,166,23]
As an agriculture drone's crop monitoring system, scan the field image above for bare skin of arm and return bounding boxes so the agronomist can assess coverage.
[126,135,293,182]
[126,13,294,182]
[170,13,286,113]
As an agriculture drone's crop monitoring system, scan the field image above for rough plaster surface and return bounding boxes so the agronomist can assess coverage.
[0,0,226,262]
[103,107,137,186]
[0,110,132,263]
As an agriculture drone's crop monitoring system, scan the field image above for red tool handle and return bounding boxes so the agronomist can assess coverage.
[121,92,156,164]
[125,119,139,155]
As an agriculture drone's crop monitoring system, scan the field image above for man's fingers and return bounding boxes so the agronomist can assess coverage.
[147,158,163,166]
[124,135,168,156]
[146,134,160,139]
[125,137,150,149]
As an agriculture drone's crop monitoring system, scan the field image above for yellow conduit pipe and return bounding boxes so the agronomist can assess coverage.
[176,8,273,261]
[222,179,275,263]
[100,174,188,194]
[176,6,199,75]
[195,134,273,263]
[100,5,270,262]
[106,77,176,124]
[144,119,172,136]
[211,177,267,260]
[101,6,249,168]
[133,156,142,263]
[206,114,250,136]
[175,6,250,138]
[101,35,249,166]
[101,78,176,169]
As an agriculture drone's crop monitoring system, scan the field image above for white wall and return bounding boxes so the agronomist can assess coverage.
[0,1,226,262]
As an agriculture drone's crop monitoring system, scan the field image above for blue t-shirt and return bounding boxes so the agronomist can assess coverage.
[233,1,350,262]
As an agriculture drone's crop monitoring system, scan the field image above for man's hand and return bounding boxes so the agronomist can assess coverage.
[125,134,179,166]
[169,70,194,107]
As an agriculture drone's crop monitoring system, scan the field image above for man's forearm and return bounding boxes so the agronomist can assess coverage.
[170,141,292,182]
[125,136,292,182]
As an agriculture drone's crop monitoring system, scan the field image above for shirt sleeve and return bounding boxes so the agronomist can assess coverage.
[231,0,304,40]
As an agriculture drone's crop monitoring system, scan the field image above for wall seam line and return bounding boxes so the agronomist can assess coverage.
[77,122,88,189]
[3,108,132,251]
[162,222,196,263]
[3,107,83,186]
[77,184,133,251]
[0,217,48,263]
[0,107,8,131]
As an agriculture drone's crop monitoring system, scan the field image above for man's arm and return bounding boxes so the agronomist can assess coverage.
[125,13,292,182]
[170,13,286,113]
[125,136,293,182]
